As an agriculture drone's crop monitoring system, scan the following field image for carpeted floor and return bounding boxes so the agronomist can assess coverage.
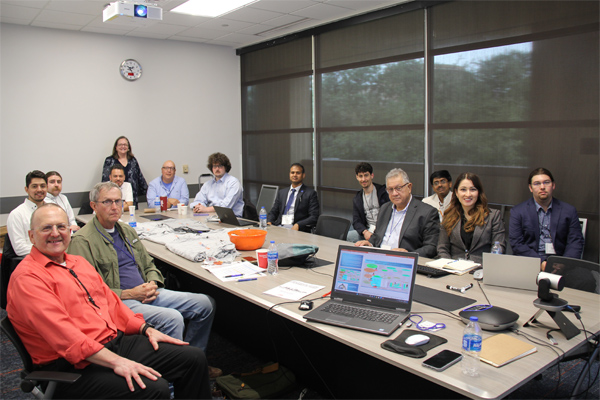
[1,307,598,399]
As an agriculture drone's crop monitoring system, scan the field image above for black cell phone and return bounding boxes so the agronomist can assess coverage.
[422,350,462,372]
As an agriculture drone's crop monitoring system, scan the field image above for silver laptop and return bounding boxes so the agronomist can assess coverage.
[483,253,540,291]
[304,245,418,336]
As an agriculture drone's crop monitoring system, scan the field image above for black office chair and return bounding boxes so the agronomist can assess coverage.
[1,233,25,310]
[256,184,279,214]
[243,196,259,222]
[545,256,599,294]
[0,316,81,399]
[314,215,352,241]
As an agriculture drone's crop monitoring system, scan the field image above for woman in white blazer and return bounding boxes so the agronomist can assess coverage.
[437,172,505,264]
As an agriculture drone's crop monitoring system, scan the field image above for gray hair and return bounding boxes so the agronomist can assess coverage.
[90,181,121,202]
[385,168,410,185]
[29,203,66,229]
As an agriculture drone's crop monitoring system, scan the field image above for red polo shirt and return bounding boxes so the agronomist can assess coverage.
[7,247,145,368]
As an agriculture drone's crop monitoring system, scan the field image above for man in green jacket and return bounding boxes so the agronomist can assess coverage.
[69,182,221,378]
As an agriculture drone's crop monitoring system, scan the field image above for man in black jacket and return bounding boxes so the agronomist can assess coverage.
[267,163,320,233]
[350,162,389,242]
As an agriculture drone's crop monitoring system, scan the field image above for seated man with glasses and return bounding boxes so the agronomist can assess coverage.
[422,170,453,221]
[69,182,222,379]
[509,167,584,271]
[355,168,439,257]
[146,160,189,209]
[190,152,244,217]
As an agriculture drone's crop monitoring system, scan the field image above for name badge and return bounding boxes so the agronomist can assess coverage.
[545,242,556,255]
[132,238,138,244]
[282,214,294,225]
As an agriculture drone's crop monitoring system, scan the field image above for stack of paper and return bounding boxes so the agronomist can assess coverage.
[480,334,537,367]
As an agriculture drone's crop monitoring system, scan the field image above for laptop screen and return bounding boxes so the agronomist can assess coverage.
[332,246,418,305]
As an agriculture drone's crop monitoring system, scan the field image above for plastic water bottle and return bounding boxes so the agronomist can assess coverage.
[259,207,267,229]
[491,241,502,254]
[461,316,482,377]
[128,205,137,228]
[267,240,278,275]
[154,197,161,213]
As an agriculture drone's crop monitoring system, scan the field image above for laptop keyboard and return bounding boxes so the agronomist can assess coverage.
[417,264,450,277]
[322,303,398,324]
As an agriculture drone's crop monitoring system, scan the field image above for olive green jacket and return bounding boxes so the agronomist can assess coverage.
[68,216,164,298]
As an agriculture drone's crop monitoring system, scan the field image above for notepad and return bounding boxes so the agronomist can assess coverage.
[479,334,537,367]
[425,258,480,273]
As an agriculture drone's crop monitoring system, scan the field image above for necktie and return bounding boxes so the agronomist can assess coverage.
[284,188,296,214]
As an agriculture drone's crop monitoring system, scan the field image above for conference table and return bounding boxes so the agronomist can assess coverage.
[77,211,599,399]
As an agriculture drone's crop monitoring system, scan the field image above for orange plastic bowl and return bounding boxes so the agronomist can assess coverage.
[227,229,267,251]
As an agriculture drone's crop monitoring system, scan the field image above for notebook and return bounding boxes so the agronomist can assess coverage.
[483,253,540,291]
[304,245,418,336]
[479,334,537,367]
[213,206,256,227]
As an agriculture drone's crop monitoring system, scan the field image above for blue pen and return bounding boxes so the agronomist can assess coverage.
[237,278,257,282]
[225,274,243,278]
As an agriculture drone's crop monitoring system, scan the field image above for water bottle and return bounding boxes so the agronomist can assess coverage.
[267,240,278,275]
[461,316,482,377]
[491,241,502,254]
[154,197,161,213]
[259,207,267,229]
[128,205,137,228]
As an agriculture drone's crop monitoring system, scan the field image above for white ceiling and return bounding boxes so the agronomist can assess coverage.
[0,0,409,49]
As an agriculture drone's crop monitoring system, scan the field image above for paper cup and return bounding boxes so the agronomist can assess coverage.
[180,205,188,216]
[256,249,268,269]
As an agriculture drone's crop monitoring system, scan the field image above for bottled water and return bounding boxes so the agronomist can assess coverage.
[461,316,482,377]
[267,240,278,275]
[491,241,502,254]
[259,207,267,229]
[128,205,137,228]
[154,197,161,213]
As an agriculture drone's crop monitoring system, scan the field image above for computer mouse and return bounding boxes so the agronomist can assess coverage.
[299,300,313,311]
[473,269,484,281]
[404,334,430,346]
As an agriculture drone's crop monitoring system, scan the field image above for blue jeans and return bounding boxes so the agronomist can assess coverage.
[123,288,215,353]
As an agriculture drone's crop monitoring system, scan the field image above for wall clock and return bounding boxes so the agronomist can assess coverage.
[120,59,142,81]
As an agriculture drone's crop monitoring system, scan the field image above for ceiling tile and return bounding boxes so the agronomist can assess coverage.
[249,0,317,14]
[30,20,82,30]
[0,16,32,25]
[224,7,284,24]
[291,2,355,20]
[167,35,209,43]
[177,26,231,40]
[44,0,107,15]
[0,0,48,9]
[161,10,210,27]
[260,13,308,27]
[133,22,189,35]
[196,17,254,32]
[35,9,96,25]
[0,3,41,20]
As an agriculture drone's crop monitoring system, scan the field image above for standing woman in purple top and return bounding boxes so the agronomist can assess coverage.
[102,136,148,206]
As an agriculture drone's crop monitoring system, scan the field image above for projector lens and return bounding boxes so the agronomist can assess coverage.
[134,5,148,18]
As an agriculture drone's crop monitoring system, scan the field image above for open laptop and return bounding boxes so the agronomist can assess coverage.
[483,253,540,291]
[304,245,418,336]
[213,206,256,227]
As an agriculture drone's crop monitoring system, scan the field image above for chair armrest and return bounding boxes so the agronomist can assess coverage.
[24,371,81,384]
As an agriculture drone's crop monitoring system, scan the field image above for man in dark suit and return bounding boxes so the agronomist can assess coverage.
[509,167,584,270]
[267,163,320,233]
[355,168,439,258]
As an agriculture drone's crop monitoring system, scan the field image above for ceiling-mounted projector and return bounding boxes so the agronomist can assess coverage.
[103,1,162,24]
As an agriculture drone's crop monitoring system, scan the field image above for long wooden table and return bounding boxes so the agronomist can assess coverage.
[77,211,600,399]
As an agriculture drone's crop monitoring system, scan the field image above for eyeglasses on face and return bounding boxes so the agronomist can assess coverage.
[386,182,410,194]
[531,180,552,187]
[38,224,69,233]
[212,164,224,169]
[96,199,123,207]
[162,167,176,171]
[433,179,448,186]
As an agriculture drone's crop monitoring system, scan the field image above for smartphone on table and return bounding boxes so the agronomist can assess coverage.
[422,350,462,372]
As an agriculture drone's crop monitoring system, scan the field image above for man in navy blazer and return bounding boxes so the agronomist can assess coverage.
[355,168,439,258]
[509,167,584,270]
[267,163,320,233]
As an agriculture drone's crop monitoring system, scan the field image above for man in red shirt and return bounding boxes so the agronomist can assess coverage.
[6,204,211,399]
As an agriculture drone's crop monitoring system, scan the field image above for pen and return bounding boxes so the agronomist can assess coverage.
[237,278,257,282]
[225,274,243,278]
[322,291,331,298]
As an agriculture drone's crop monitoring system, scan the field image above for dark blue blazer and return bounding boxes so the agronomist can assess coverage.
[267,185,320,233]
[509,197,584,260]
[352,183,390,234]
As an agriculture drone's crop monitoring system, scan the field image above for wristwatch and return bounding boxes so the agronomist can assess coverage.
[141,322,155,337]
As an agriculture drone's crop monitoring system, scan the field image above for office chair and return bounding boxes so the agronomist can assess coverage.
[545,256,599,294]
[1,233,24,310]
[243,196,259,221]
[1,316,81,399]
[198,173,213,190]
[256,185,279,214]
[314,215,352,241]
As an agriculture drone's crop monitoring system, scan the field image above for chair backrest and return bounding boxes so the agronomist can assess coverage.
[546,255,600,294]
[1,233,25,309]
[256,185,279,214]
[1,316,34,374]
[198,173,213,189]
[314,215,352,241]
[243,197,259,221]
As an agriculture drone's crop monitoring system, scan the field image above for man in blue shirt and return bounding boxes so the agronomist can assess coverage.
[147,160,189,209]
[191,153,244,217]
